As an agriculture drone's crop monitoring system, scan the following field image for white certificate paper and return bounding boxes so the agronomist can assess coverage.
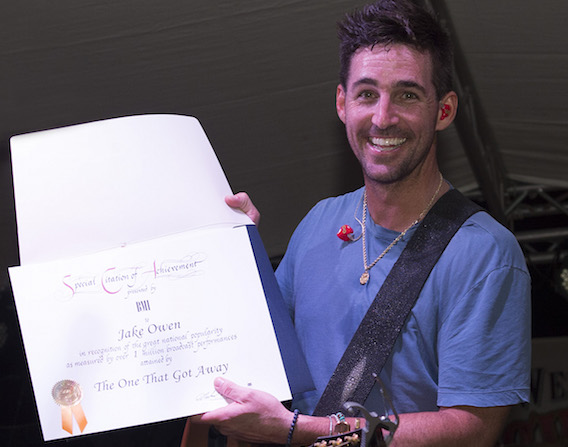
[9,226,291,441]
[10,114,252,265]
[8,115,303,441]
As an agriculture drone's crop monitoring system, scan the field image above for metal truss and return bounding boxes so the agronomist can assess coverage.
[467,183,568,267]
[506,184,568,266]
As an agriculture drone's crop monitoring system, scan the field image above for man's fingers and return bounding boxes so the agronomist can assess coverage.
[197,401,240,424]
[225,192,261,226]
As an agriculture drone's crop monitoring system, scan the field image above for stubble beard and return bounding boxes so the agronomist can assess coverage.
[353,124,437,187]
[362,144,439,192]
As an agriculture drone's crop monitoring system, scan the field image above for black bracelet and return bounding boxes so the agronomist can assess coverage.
[286,409,300,447]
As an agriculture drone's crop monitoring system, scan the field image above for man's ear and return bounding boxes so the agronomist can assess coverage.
[336,84,346,124]
[435,91,458,131]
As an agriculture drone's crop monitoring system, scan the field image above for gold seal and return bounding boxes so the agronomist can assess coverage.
[52,380,82,407]
[51,380,88,434]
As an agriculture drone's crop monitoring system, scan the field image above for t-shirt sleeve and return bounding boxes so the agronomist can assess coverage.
[437,265,531,407]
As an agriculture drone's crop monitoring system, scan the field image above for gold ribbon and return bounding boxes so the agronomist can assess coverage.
[52,380,88,434]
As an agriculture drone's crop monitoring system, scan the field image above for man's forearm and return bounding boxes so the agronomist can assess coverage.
[290,405,510,447]
[388,406,511,447]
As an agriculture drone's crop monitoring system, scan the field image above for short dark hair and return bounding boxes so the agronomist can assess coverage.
[337,0,454,99]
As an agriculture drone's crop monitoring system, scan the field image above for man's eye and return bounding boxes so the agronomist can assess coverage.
[402,92,418,100]
[358,91,376,100]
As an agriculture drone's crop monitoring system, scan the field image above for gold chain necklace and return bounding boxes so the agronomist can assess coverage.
[359,173,444,285]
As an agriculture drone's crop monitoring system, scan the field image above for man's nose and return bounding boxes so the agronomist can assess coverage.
[370,98,399,129]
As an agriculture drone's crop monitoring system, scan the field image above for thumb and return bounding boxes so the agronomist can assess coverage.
[213,377,243,404]
[196,378,246,424]
[225,192,261,226]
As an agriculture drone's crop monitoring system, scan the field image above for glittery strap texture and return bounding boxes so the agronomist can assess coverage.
[313,189,483,416]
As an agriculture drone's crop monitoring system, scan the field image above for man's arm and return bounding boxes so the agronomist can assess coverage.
[388,405,510,447]
[189,378,511,446]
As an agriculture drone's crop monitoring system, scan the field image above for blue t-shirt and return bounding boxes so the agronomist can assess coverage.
[275,188,531,415]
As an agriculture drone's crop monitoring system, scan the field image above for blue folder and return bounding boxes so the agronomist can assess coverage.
[247,225,314,395]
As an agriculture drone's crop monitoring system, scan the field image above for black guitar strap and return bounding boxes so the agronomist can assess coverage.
[313,189,483,416]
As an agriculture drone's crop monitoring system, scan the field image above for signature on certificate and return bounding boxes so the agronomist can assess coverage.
[195,390,224,402]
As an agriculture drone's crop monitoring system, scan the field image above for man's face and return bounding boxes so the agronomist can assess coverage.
[336,44,451,185]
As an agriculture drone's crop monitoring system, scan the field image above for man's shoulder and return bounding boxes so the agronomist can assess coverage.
[303,187,364,221]
[462,211,517,244]
[314,187,364,208]
[450,210,527,269]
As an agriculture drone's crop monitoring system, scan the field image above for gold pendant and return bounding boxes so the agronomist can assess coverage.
[360,270,369,285]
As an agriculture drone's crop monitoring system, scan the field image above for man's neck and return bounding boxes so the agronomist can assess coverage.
[364,172,449,232]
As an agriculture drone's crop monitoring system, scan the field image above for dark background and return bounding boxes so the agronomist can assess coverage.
[1,1,567,445]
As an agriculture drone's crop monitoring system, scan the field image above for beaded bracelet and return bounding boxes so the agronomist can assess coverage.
[286,409,300,447]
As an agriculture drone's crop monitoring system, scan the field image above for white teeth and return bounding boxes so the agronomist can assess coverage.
[370,137,406,148]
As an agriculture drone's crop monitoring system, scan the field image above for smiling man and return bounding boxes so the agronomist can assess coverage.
[336,42,456,231]
[185,1,531,446]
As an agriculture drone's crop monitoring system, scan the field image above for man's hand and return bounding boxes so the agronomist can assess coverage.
[190,378,292,444]
[225,192,261,226]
